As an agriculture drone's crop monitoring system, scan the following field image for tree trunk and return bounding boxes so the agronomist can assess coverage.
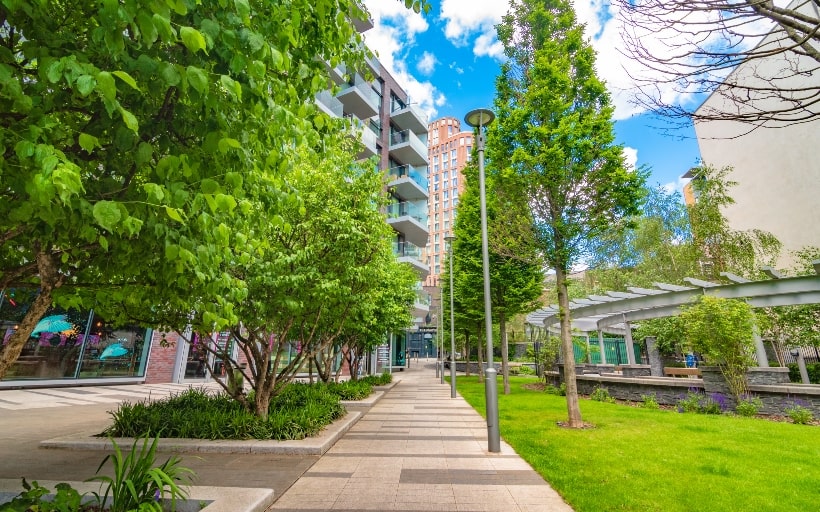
[0,250,64,380]
[556,266,583,427]
[500,312,510,395]
[255,384,271,420]
[464,331,471,377]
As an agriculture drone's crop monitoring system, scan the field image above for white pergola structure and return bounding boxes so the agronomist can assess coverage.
[526,262,820,367]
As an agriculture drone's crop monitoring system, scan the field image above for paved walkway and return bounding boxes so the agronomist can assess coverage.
[0,360,572,511]
[272,360,572,511]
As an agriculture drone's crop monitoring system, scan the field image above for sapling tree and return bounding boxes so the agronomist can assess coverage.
[490,0,646,426]
[680,295,756,399]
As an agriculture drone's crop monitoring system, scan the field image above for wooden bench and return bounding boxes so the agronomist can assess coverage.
[664,367,702,378]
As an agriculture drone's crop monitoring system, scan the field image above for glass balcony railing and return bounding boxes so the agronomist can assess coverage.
[387,164,429,190]
[386,200,428,225]
[338,72,379,110]
[315,90,343,117]
[414,286,432,306]
[393,240,424,259]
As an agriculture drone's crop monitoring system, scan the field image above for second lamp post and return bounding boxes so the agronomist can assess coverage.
[445,234,456,398]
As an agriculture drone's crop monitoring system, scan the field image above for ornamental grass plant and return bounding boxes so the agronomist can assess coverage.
[457,376,820,512]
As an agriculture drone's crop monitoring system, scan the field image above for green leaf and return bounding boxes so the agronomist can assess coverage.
[143,183,164,202]
[76,75,96,96]
[217,137,241,153]
[113,70,140,91]
[93,201,122,232]
[99,235,109,251]
[152,13,176,41]
[46,59,64,83]
[96,71,116,102]
[119,106,139,133]
[165,206,185,223]
[186,66,208,94]
[234,0,250,18]
[160,63,181,86]
[180,26,207,54]
[135,142,153,167]
[271,48,284,71]
[136,11,159,46]
[78,133,99,153]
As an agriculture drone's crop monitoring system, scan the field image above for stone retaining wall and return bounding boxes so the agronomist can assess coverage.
[562,368,820,416]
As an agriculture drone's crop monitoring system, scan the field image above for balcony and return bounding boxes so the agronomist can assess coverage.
[390,103,428,135]
[387,164,428,201]
[315,90,343,118]
[389,129,428,167]
[386,200,428,247]
[336,73,379,119]
[393,240,429,277]
[348,117,377,160]
[412,285,431,318]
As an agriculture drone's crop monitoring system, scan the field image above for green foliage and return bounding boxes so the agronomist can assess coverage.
[1,479,83,512]
[785,403,814,425]
[642,393,660,410]
[544,383,567,396]
[104,386,345,440]
[676,391,703,413]
[735,396,763,417]
[589,386,615,404]
[634,316,686,355]
[325,380,373,401]
[87,436,191,512]
[360,372,393,386]
[787,363,820,384]
[537,336,562,383]
[688,165,781,280]
[680,296,756,399]
[517,365,535,375]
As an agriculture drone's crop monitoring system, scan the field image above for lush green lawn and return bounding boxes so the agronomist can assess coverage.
[456,376,820,512]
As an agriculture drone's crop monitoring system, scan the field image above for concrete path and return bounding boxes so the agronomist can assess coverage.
[0,360,573,511]
[272,360,573,511]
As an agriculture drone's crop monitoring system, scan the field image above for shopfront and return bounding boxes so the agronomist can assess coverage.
[0,290,151,385]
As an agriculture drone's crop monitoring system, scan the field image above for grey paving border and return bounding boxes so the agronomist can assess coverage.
[39,411,362,455]
[0,479,274,512]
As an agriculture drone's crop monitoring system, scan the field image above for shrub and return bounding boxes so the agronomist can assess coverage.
[2,480,84,512]
[787,363,820,384]
[544,383,567,396]
[701,393,728,415]
[785,401,814,425]
[104,385,345,440]
[676,391,702,413]
[735,396,763,417]
[325,380,373,400]
[641,393,660,410]
[518,365,535,376]
[360,371,392,386]
[590,386,615,404]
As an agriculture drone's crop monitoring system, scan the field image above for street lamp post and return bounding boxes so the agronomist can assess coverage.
[440,283,445,384]
[445,234,457,398]
[464,108,500,453]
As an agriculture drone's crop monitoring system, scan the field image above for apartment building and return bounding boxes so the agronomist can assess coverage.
[422,117,474,340]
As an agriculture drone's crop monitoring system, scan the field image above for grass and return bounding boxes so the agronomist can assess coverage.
[456,376,820,512]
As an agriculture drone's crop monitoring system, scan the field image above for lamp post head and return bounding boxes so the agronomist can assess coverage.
[464,108,495,128]
[444,234,456,243]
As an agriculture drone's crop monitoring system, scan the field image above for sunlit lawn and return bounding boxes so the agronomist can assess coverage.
[456,376,820,512]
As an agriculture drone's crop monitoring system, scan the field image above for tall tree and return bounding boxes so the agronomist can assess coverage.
[0,0,373,378]
[491,0,646,426]
[614,0,820,125]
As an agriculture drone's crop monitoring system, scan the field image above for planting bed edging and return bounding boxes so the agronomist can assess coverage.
[40,411,362,455]
[0,479,274,512]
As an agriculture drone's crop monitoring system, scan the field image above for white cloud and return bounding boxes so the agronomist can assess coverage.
[439,0,509,60]
[622,146,638,169]
[417,51,438,75]
[449,61,464,74]
[362,0,445,118]
[662,176,692,194]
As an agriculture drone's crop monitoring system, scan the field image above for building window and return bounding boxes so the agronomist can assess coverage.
[444,200,449,209]
[434,243,440,253]
[443,171,449,180]
[451,149,457,159]
[453,198,459,207]
[443,161,449,169]
[460,137,465,145]
[434,255,440,264]
[435,264,440,274]
[452,177,457,187]
[435,222,440,231]
[444,219,449,230]
[444,190,449,199]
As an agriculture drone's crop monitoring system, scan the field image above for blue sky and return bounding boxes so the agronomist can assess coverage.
[362,0,704,193]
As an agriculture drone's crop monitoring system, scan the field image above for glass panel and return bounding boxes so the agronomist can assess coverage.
[1,293,91,380]
[77,314,151,378]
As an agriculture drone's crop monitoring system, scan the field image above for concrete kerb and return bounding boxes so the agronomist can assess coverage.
[38,378,402,455]
[0,479,274,512]
[40,411,362,456]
